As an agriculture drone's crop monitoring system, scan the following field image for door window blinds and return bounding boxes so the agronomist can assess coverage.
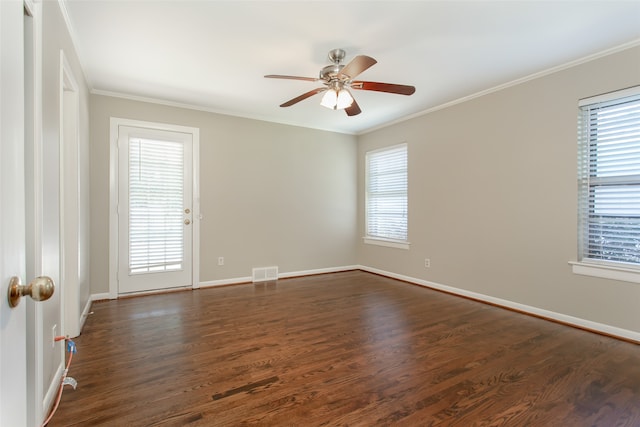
[366,143,408,241]
[129,137,184,274]
[578,88,640,266]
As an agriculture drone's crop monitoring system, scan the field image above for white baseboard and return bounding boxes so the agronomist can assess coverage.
[78,295,94,334]
[358,265,640,343]
[278,265,359,279]
[199,276,252,288]
[91,292,112,301]
[42,361,64,421]
[92,266,361,296]
[200,265,360,288]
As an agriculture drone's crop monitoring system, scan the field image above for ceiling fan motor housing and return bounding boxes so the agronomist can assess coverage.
[320,64,344,81]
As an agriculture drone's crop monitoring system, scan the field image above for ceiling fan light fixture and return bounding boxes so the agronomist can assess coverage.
[336,89,354,109]
[320,88,353,110]
[320,89,338,109]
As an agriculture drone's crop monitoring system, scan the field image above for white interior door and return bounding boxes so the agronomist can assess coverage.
[0,1,27,425]
[117,125,193,294]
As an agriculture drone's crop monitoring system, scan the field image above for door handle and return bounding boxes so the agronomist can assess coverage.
[7,276,55,308]
[184,219,191,225]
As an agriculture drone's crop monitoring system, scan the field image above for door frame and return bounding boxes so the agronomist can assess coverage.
[59,49,82,337]
[109,117,200,298]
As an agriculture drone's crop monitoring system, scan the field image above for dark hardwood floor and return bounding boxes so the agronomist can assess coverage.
[48,270,640,426]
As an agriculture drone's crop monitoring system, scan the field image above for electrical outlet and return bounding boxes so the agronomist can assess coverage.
[424,258,431,268]
[51,324,57,348]
[218,257,224,266]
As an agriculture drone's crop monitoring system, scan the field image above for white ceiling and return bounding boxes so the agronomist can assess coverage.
[61,0,640,135]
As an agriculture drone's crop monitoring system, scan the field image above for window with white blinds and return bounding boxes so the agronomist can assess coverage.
[365,143,408,246]
[129,137,184,274]
[578,87,640,268]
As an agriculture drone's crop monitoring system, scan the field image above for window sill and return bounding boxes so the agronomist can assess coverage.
[569,261,640,284]
[363,237,410,250]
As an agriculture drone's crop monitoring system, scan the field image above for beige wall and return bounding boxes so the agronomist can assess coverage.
[90,96,358,293]
[357,46,640,333]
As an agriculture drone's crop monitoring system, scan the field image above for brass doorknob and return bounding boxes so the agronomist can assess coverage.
[7,276,55,308]
[184,219,191,225]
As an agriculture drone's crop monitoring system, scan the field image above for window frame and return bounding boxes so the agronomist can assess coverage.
[364,143,410,250]
[572,85,640,283]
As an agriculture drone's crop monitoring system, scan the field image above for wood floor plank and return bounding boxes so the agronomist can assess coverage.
[48,271,640,426]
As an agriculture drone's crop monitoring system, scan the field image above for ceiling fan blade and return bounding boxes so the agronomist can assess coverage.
[338,55,377,80]
[265,74,318,82]
[351,81,416,95]
[280,87,326,107]
[345,97,362,116]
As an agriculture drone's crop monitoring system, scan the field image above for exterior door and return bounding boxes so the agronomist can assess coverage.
[117,125,193,294]
[0,0,27,425]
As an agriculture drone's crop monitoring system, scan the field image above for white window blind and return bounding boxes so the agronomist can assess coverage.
[366,143,408,242]
[578,87,640,267]
[129,137,184,274]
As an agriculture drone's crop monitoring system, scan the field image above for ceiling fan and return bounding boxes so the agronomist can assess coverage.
[264,48,416,116]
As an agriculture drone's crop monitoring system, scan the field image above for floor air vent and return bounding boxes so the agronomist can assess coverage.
[252,266,278,282]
